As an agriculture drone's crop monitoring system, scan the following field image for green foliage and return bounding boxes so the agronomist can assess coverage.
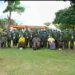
[44,22,50,26]
[3,0,25,26]
[0,18,17,29]
[3,1,25,14]
[53,6,75,30]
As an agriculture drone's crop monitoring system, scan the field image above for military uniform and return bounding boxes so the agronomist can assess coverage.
[28,34,33,48]
[0,32,2,47]
[70,35,74,49]
[1,31,7,48]
[7,32,12,47]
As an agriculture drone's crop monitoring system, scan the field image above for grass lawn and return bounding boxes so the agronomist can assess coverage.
[0,48,75,75]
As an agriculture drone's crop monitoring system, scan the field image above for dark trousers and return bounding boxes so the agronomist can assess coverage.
[58,41,64,49]
[70,41,74,49]
[1,41,6,48]
[64,41,68,49]
[55,40,59,49]
[7,40,11,47]
[13,39,18,46]
[25,38,28,47]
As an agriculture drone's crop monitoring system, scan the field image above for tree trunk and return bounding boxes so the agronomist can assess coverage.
[8,11,11,29]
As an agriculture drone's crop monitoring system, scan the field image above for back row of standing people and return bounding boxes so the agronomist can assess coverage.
[0,29,74,50]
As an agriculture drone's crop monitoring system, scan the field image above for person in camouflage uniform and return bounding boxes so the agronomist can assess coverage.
[28,33,33,48]
[1,31,7,48]
[39,29,45,48]
[63,30,69,49]
[12,30,19,47]
[7,31,12,47]
[53,31,58,49]
[70,34,74,49]
[0,31,2,48]
[58,33,64,50]
[12,31,16,47]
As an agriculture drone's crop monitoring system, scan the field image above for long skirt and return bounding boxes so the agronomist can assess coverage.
[48,42,56,50]
[32,42,40,49]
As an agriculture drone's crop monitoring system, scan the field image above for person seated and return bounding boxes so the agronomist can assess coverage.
[32,34,41,50]
[18,35,25,49]
[47,36,56,50]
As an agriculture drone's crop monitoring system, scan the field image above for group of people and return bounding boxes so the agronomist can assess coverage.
[0,28,74,50]
[18,34,41,50]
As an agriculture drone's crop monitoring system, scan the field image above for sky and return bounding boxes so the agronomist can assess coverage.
[0,1,70,26]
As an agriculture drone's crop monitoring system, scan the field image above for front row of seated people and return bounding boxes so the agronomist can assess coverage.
[18,34,41,50]
[18,34,58,50]
[47,36,56,50]
[10,34,74,50]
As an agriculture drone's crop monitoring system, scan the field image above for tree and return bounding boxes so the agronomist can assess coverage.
[44,22,51,29]
[53,6,75,30]
[0,18,17,29]
[44,22,50,26]
[3,0,25,28]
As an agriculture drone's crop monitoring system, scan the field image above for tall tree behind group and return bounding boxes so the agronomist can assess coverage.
[53,6,75,30]
[0,18,17,29]
[3,0,25,28]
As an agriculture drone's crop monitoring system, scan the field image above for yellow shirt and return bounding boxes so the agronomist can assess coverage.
[18,37,25,43]
[48,37,55,42]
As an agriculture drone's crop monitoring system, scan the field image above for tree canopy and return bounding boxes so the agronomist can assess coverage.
[3,0,25,27]
[53,6,75,30]
[3,1,25,14]
[0,18,17,29]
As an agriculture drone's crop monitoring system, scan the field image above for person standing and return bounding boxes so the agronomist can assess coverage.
[7,32,12,47]
[70,35,74,49]
[1,31,7,48]
[0,31,2,48]
[28,33,33,48]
